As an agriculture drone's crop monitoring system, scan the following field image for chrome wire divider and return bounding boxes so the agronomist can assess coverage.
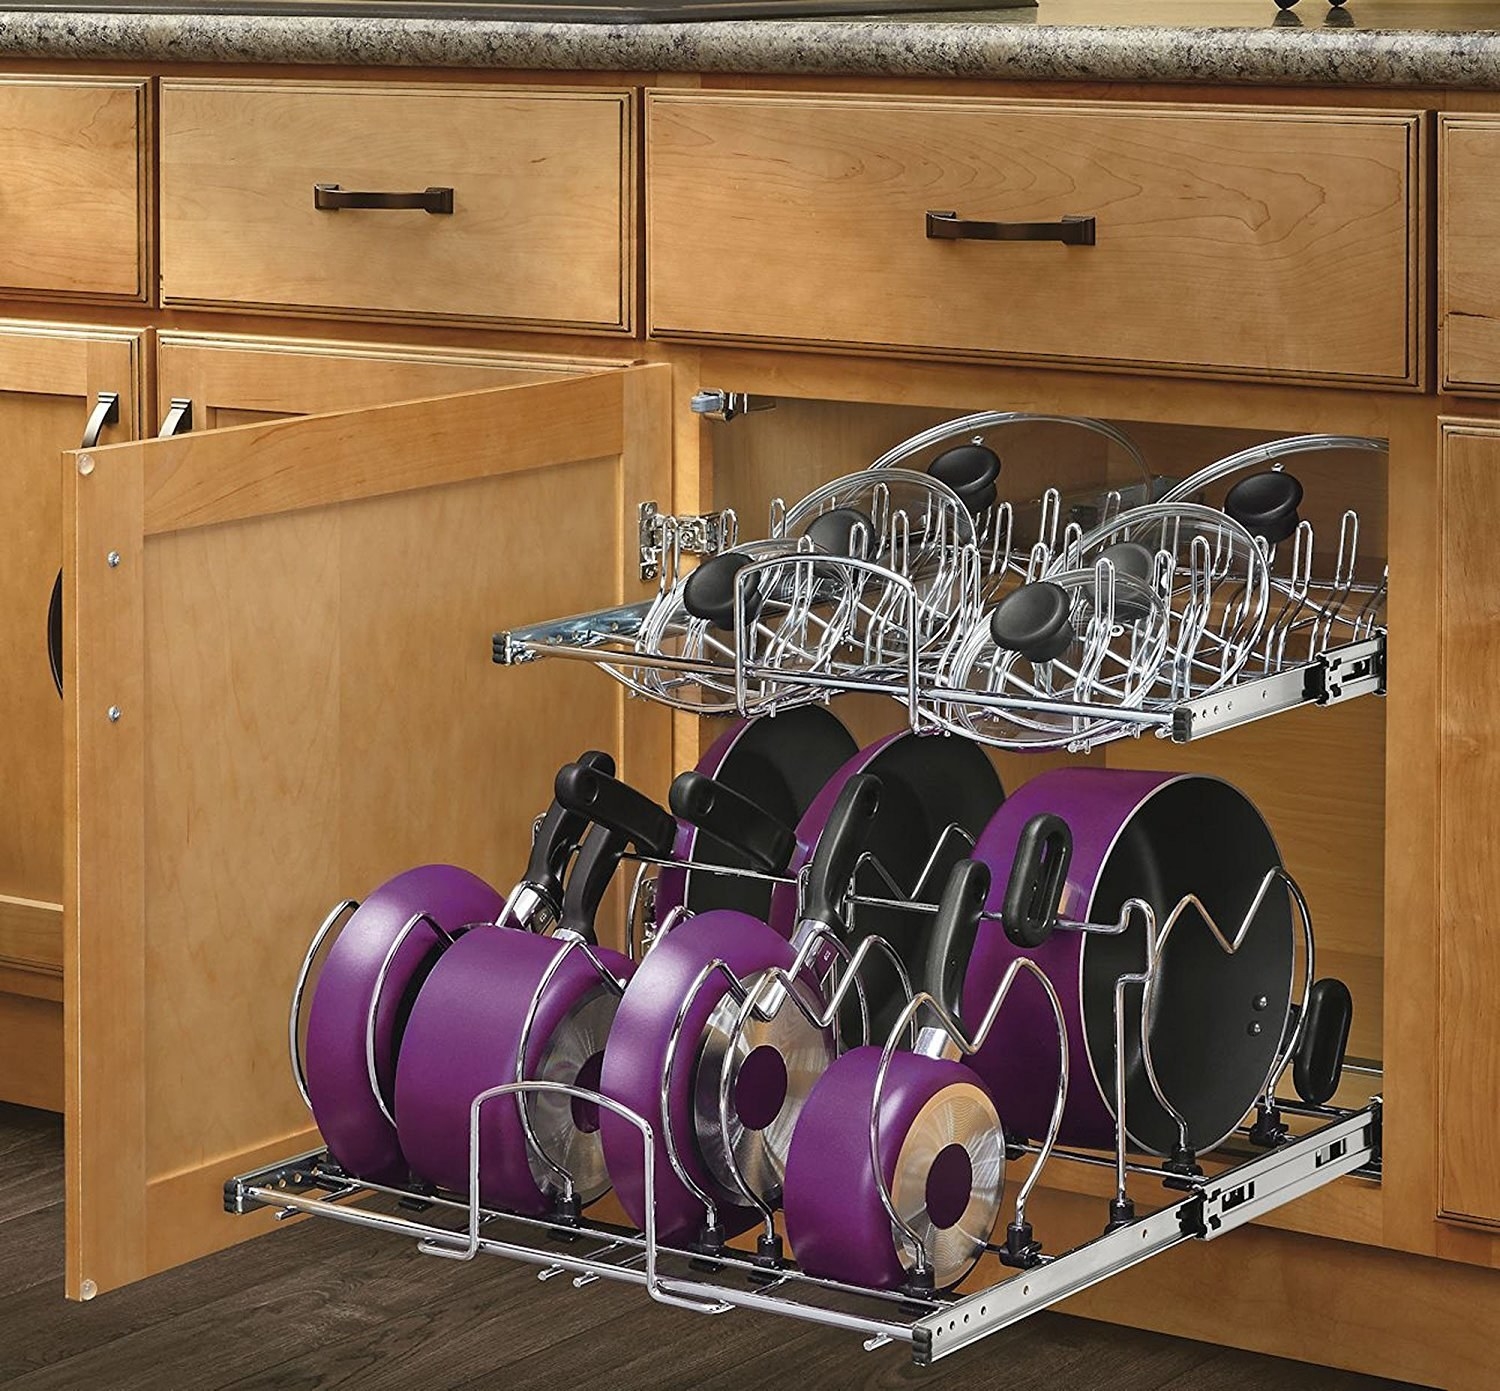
[494,431,1387,747]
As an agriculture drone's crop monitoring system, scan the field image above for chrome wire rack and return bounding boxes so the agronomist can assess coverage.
[494,421,1387,747]
[242,845,1381,1367]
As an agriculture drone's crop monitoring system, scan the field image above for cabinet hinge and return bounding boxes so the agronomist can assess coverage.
[689,389,776,422]
[638,501,739,583]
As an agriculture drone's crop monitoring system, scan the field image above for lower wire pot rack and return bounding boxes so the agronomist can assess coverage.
[228,1092,1380,1366]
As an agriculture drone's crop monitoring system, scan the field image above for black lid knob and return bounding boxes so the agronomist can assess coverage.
[1225,470,1304,545]
[802,506,875,559]
[990,582,1074,663]
[683,551,764,632]
[1097,541,1155,623]
[928,443,1001,515]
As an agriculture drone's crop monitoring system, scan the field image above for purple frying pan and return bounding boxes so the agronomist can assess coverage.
[300,751,616,1186]
[962,767,1295,1156]
[599,775,881,1249]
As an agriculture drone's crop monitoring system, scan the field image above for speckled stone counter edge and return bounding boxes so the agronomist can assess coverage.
[2,10,1500,86]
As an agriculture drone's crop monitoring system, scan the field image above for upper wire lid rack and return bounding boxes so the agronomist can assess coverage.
[495,418,1387,749]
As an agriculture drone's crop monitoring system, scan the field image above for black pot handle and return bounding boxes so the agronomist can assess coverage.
[1002,813,1073,949]
[1292,977,1353,1107]
[802,773,881,933]
[668,770,797,876]
[523,750,615,908]
[924,858,993,1022]
[553,761,679,860]
[557,823,629,946]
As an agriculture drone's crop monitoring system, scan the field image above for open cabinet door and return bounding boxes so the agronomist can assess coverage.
[63,364,673,1298]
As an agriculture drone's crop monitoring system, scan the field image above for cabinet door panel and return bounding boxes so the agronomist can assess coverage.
[1438,421,1500,1228]
[66,364,671,1296]
[0,324,141,1108]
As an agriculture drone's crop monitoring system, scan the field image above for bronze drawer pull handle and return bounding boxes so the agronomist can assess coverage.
[314,183,454,215]
[925,210,1096,246]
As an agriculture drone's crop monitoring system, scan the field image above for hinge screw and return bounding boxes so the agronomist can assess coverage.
[107,706,121,723]
[107,551,121,568]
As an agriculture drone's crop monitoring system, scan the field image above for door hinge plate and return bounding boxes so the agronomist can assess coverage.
[638,501,738,582]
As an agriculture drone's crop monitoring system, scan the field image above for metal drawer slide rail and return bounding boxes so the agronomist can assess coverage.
[228,1098,1380,1367]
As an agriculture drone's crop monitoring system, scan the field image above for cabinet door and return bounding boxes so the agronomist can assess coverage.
[0,323,142,1111]
[154,331,633,431]
[64,363,671,1298]
[1438,420,1500,1228]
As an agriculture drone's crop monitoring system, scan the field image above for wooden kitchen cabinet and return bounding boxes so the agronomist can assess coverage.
[64,362,672,1297]
[0,321,143,1112]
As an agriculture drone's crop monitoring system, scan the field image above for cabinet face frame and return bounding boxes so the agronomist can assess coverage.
[63,363,672,1298]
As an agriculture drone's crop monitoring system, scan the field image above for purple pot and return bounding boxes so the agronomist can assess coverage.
[304,865,504,1185]
[394,925,633,1214]
[964,769,1293,1155]
[767,731,1004,1035]
[655,707,856,925]
[783,1047,1003,1291]
[598,910,808,1244]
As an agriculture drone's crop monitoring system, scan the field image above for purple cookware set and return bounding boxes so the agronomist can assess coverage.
[290,430,1359,1301]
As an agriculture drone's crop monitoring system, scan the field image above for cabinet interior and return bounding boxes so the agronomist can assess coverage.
[709,397,1389,1084]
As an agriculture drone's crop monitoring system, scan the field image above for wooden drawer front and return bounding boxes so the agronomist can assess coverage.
[0,78,147,300]
[161,82,634,331]
[648,94,1421,384]
[1441,116,1500,394]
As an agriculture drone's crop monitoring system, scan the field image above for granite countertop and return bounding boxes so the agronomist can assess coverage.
[5,0,1500,86]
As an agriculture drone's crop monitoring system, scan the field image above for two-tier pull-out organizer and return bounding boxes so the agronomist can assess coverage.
[230,410,1387,1367]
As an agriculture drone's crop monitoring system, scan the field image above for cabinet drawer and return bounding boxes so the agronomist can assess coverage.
[0,77,147,300]
[161,81,634,331]
[1441,116,1500,394]
[648,94,1421,385]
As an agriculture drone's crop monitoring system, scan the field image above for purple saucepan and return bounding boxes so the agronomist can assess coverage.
[963,768,1294,1155]
[783,859,1006,1292]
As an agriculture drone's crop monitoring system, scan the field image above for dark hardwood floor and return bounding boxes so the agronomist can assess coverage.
[0,1103,1423,1390]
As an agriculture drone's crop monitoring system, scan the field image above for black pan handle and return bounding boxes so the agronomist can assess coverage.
[924,858,993,1022]
[557,823,628,945]
[668,770,797,876]
[926,210,1096,246]
[802,773,881,932]
[553,762,678,860]
[1292,977,1353,1107]
[314,183,454,215]
[1002,813,1073,949]
[523,750,615,905]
